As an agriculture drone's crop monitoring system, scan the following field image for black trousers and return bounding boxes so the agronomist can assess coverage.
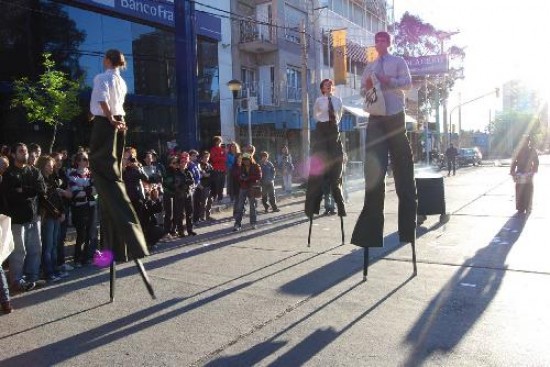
[304,121,345,218]
[351,111,417,248]
[89,116,148,261]
[515,182,533,212]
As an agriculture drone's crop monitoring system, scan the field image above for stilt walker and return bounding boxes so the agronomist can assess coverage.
[305,79,346,246]
[89,49,155,301]
[350,32,418,279]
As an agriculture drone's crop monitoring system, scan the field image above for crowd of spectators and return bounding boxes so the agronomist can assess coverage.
[0,136,295,314]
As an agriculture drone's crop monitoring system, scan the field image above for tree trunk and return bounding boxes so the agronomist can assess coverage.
[49,123,57,154]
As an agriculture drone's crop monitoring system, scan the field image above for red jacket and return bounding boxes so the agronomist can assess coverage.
[234,164,261,189]
[210,145,226,172]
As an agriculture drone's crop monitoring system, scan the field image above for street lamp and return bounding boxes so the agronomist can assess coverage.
[227,79,252,146]
[449,87,499,146]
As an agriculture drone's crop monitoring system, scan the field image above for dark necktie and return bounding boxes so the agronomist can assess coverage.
[328,96,336,123]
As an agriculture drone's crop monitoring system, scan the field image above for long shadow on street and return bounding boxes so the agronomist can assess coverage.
[402,213,528,366]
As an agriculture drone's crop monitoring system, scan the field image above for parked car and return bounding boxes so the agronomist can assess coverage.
[458,147,483,166]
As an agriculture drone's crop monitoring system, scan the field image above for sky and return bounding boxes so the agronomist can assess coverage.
[393,0,550,131]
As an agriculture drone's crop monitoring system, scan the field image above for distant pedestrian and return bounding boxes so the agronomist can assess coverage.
[445,143,458,176]
[278,145,294,194]
[259,151,279,213]
[510,135,539,214]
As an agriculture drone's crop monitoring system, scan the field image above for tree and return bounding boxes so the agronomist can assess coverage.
[391,12,466,122]
[11,53,81,153]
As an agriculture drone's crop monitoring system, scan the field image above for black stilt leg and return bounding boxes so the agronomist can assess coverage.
[110,261,116,303]
[363,247,369,281]
[340,216,345,245]
[135,259,156,299]
[307,218,313,247]
[411,238,418,276]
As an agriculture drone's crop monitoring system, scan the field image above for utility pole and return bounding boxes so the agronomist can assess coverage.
[300,19,310,169]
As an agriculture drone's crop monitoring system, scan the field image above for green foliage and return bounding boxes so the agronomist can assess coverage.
[392,12,466,117]
[11,53,81,127]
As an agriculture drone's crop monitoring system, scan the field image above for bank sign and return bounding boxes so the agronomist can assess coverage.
[405,55,449,76]
[68,0,221,40]
[77,0,175,27]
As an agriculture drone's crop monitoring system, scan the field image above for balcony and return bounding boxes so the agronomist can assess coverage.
[239,20,278,53]
[238,81,278,108]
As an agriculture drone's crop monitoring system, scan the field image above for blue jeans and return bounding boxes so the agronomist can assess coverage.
[0,267,9,303]
[234,188,256,226]
[9,221,42,285]
[42,217,60,277]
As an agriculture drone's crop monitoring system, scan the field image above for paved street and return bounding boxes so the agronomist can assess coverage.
[1,156,550,366]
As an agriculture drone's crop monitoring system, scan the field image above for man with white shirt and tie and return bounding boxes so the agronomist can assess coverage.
[351,31,417,251]
[305,78,346,220]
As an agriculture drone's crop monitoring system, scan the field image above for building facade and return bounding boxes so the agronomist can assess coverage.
[0,0,232,154]
[229,0,391,164]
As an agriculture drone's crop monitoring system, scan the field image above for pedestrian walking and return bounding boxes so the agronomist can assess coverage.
[445,143,458,176]
[510,134,539,214]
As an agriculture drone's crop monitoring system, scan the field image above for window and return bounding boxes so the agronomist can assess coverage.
[286,67,302,101]
[352,2,363,26]
[284,5,305,44]
[241,67,256,95]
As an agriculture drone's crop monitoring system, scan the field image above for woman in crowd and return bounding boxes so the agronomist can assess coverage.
[226,142,241,202]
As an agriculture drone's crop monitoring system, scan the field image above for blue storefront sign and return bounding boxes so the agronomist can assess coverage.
[67,0,221,40]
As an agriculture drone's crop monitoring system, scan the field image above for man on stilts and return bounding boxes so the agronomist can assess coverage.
[305,79,346,245]
[351,32,417,280]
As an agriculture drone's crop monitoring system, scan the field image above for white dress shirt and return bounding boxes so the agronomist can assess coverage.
[90,68,128,117]
[313,94,343,124]
[360,54,411,116]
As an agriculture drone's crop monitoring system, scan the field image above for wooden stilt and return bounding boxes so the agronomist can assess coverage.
[411,238,418,276]
[340,216,345,245]
[135,259,156,299]
[110,261,116,303]
[363,247,369,281]
[307,218,313,247]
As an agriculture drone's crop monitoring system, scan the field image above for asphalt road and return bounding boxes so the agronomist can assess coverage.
[1,156,549,366]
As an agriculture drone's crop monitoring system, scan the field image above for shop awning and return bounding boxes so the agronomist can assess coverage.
[236,110,301,129]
